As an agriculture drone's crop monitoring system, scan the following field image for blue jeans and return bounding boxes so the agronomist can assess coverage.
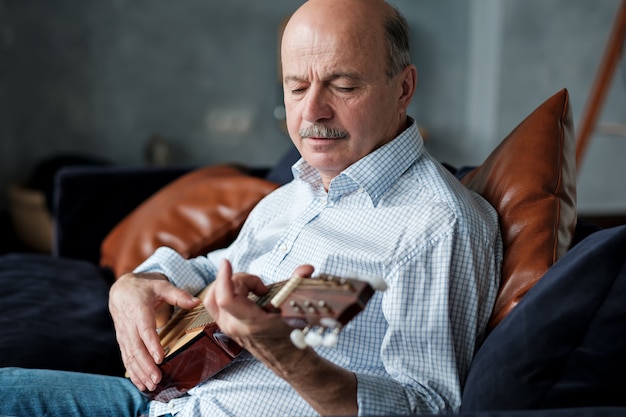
[0,367,150,417]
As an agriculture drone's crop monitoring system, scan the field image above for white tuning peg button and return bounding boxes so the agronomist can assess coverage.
[322,332,339,347]
[290,329,307,350]
[304,330,323,347]
[361,274,387,292]
[320,318,340,328]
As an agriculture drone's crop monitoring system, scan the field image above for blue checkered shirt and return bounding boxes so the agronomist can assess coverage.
[136,121,502,416]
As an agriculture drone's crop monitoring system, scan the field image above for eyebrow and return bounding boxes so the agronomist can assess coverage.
[283,72,363,84]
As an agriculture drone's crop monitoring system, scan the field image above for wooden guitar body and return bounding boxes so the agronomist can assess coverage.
[144,274,377,402]
[151,322,242,402]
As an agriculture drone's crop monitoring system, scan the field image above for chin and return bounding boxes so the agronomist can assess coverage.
[306,153,352,174]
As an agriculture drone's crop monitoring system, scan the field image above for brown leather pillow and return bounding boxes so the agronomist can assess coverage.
[461,88,577,329]
[100,165,280,278]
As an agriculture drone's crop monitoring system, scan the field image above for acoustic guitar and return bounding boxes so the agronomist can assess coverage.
[145,273,385,402]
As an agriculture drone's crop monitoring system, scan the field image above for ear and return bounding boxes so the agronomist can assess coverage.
[397,64,417,113]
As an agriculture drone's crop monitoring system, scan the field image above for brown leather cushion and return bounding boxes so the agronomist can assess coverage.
[100,165,280,278]
[461,88,577,329]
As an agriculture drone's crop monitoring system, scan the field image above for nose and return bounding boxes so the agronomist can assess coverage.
[301,85,333,123]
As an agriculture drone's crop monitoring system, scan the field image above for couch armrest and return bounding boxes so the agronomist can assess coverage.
[52,165,192,264]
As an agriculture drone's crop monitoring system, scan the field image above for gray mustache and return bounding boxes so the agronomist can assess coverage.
[299,125,348,139]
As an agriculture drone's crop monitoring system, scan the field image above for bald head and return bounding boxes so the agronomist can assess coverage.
[290,0,394,25]
[283,0,411,79]
[280,0,417,187]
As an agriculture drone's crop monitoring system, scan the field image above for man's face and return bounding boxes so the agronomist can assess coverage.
[281,17,408,187]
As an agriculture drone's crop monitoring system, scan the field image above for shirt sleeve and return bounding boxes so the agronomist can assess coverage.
[133,246,222,296]
[131,188,284,296]
[356,227,500,415]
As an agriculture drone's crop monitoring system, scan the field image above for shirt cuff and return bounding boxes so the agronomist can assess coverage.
[356,372,411,416]
[356,371,456,415]
[133,246,209,296]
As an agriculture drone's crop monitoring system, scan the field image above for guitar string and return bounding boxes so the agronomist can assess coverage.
[161,277,363,357]
[185,282,286,331]
[179,279,353,332]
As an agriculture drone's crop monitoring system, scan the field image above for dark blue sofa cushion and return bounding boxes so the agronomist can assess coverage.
[265,145,300,185]
[0,254,123,376]
[461,225,626,410]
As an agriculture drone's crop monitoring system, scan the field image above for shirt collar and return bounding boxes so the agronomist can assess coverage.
[292,119,424,206]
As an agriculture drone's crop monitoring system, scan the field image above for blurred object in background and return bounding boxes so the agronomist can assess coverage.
[7,155,110,253]
[145,135,172,167]
[8,184,52,253]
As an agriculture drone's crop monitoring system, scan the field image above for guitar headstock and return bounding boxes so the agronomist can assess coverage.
[261,273,385,349]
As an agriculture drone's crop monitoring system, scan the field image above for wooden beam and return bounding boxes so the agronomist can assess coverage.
[576,0,626,169]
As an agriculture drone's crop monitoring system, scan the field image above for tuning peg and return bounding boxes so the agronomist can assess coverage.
[322,328,340,347]
[304,329,324,347]
[320,318,340,328]
[290,329,307,350]
[345,271,387,291]
[360,274,387,291]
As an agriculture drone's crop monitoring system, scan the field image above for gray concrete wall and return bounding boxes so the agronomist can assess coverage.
[1,0,624,214]
[496,0,626,213]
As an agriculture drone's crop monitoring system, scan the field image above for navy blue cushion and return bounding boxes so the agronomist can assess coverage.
[462,225,626,410]
[449,408,626,417]
[265,146,300,185]
[0,254,123,376]
[54,166,191,264]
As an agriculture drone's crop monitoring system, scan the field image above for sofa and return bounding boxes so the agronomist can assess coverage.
[0,88,625,416]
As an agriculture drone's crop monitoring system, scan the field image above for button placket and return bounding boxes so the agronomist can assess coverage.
[264,198,325,275]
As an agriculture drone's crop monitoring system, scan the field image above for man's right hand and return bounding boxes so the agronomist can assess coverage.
[108,272,201,392]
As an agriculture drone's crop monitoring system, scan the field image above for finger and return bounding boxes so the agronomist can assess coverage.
[231,273,268,297]
[109,274,201,391]
[143,280,201,361]
[118,328,161,391]
[292,264,315,279]
[206,260,268,334]
[112,316,158,391]
[154,279,202,310]
[204,259,232,320]
[135,282,202,390]
[111,298,162,391]
[213,261,264,315]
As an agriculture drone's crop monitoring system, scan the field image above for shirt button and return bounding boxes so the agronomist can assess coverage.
[279,244,288,253]
[168,402,175,409]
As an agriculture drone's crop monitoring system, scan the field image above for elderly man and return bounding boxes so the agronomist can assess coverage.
[0,0,502,416]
